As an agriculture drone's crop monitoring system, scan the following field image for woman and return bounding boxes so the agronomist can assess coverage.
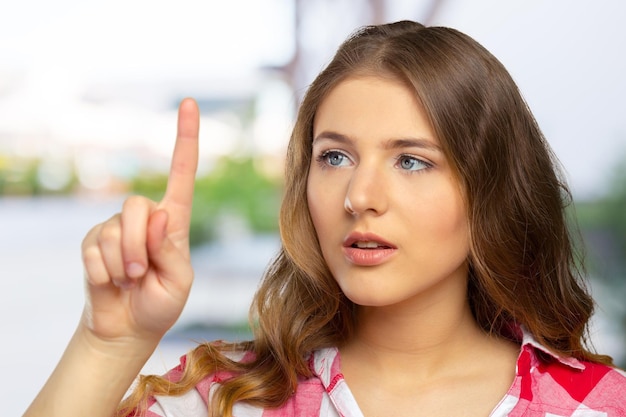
[25,20,626,417]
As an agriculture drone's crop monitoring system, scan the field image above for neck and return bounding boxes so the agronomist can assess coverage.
[341,276,493,380]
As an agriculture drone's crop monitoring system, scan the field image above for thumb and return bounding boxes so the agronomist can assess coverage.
[146,210,193,290]
[146,209,169,256]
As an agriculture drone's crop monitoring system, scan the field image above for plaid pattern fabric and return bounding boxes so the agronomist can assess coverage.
[144,330,626,416]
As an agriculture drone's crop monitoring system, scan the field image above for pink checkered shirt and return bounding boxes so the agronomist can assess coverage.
[143,330,626,416]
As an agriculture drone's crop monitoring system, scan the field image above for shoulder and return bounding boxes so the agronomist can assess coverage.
[535,358,626,410]
[495,327,626,416]
[510,339,626,415]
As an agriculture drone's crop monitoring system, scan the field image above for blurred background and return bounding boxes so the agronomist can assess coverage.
[1,0,625,413]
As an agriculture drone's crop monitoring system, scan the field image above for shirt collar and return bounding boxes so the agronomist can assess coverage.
[518,325,586,371]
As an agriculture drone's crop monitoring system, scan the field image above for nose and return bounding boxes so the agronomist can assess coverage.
[344,165,388,216]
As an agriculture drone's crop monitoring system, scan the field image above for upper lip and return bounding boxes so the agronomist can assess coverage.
[343,232,397,249]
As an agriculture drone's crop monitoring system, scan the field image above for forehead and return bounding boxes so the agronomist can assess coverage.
[313,76,436,142]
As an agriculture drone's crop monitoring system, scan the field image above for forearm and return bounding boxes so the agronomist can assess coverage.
[23,323,160,417]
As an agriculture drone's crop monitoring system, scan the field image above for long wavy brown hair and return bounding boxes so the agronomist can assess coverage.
[118,20,613,417]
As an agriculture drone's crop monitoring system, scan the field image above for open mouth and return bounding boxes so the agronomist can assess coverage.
[342,236,397,266]
[351,241,391,249]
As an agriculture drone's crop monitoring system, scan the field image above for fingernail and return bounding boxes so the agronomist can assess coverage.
[126,262,145,278]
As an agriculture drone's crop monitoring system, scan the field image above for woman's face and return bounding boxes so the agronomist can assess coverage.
[307,76,470,308]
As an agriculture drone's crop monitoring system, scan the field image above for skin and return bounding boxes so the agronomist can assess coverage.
[307,76,519,416]
[24,98,200,417]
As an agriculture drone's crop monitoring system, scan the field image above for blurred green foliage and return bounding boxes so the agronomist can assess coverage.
[0,153,282,247]
[132,156,283,246]
[0,155,77,195]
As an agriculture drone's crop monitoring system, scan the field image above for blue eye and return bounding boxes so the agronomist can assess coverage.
[397,155,430,172]
[323,151,350,167]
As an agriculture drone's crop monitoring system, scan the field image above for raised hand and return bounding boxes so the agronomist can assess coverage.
[24,98,201,417]
[81,98,200,342]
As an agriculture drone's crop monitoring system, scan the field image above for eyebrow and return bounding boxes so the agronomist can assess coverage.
[312,131,442,152]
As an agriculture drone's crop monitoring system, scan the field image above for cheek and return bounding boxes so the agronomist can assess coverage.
[416,183,469,245]
[307,171,347,254]
[438,195,469,252]
[437,196,467,232]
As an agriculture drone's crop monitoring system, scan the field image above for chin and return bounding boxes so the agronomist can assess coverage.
[340,286,401,308]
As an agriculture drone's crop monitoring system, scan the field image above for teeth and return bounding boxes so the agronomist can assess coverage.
[355,241,381,249]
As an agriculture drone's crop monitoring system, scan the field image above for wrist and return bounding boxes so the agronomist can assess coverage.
[76,321,162,363]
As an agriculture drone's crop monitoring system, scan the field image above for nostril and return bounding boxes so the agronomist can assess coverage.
[344,196,355,214]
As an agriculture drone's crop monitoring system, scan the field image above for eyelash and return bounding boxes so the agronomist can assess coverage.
[315,150,433,174]
[315,150,350,168]
[394,154,433,173]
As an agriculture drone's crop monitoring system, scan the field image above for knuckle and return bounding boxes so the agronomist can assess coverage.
[81,224,100,251]
[82,244,101,266]
[98,217,121,245]
[123,195,152,212]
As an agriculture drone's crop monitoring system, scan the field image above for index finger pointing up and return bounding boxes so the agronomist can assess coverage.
[161,98,200,211]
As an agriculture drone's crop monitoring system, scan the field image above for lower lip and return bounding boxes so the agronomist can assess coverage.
[342,247,397,266]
